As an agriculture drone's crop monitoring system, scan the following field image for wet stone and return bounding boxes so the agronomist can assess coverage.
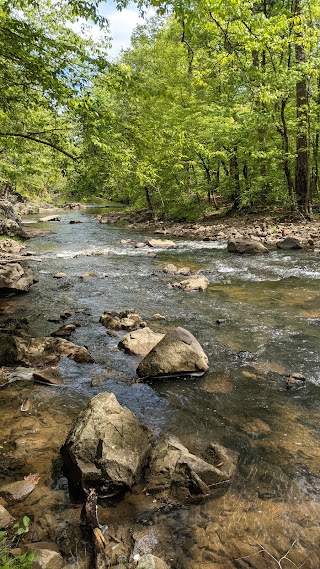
[0,474,41,504]
[33,367,63,386]
[0,504,15,528]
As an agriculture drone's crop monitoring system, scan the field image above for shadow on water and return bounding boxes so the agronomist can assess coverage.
[1,206,320,567]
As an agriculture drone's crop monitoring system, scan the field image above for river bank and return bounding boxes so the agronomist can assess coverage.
[98,209,320,249]
[1,203,320,569]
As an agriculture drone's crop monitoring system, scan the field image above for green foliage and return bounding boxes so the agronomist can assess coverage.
[0,517,34,569]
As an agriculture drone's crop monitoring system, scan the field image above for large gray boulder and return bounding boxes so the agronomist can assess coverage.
[146,436,238,497]
[118,327,164,357]
[61,392,152,496]
[227,239,269,255]
[0,262,38,293]
[137,327,209,378]
[276,236,303,250]
[0,200,28,239]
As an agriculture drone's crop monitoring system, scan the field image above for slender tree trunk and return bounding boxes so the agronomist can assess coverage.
[278,99,295,207]
[293,0,310,212]
[229,146,241,208]
[145,187,154,212]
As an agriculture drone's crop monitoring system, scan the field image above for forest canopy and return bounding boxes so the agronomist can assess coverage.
[1,0,319,217]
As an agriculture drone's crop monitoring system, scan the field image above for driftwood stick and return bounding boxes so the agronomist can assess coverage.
[83,489,110,569]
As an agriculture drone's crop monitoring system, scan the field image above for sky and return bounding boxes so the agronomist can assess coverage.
[72,1,156,59]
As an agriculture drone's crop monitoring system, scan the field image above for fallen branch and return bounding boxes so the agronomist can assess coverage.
[82,489,110,569]
[235,538,308,568]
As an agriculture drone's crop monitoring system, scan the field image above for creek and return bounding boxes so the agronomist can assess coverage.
[1,206,320,568]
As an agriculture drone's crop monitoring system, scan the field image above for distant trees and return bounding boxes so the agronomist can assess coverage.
[73,0,319,217]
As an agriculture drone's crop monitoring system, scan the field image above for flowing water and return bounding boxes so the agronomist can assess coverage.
[1,207,320,568]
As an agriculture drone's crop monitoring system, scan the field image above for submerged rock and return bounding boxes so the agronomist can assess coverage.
[50,323,78,338]
[146,436,237,497]
[170,275,209,292]
[137,554,170,569]
[61,392,152,496]
[0,262,38,293]
[118,327,165,357]
[163,263,191,276]
[33,367,63,386]
[0,474,41,504]
[137,327,209,378]
[100,309,145,331]
[227,239,269,255]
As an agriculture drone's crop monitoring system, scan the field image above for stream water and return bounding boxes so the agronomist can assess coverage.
[1,206,320,568]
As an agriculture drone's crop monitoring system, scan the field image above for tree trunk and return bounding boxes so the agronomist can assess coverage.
[293,0,310,212]
[229,146,241,208]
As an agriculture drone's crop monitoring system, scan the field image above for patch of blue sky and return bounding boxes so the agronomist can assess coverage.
[69,1,156,59]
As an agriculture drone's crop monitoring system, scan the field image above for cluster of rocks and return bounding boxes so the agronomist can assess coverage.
[100,307,209,379]
[0,202,39,294]
[100,210,320,250]
[61,391,238,501]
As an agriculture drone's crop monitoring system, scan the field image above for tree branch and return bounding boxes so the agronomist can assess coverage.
[0,132,77,159]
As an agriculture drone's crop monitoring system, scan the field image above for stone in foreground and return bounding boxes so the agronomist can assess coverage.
[118,327,165,357]
[0,504,15,529]
[137,327,209,378]
[227,239,269,255]
[61,392,152,496]
[0,262,38,293]
[146,436,238,497]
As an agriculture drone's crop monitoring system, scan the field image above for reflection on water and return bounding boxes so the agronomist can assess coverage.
[1,207,320,567]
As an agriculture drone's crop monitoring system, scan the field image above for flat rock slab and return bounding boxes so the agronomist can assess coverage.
[137,327,209,378]
[39,216,61,222]
[147,239,177,249]
[118,327,164,357]
[61,392,152,496]
[33,367,63,386]
[137,554,170,569]
[0,474,40,504]
[227,239,269,255]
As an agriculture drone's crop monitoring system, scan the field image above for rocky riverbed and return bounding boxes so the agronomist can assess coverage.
[1,201,320,569]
